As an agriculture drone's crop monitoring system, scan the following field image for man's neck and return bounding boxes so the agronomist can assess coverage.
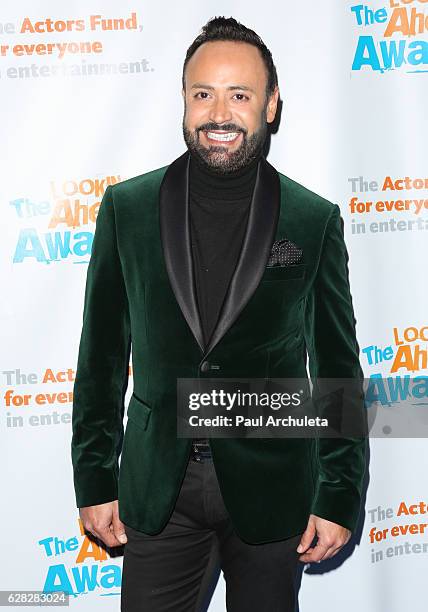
[189,151,261,201]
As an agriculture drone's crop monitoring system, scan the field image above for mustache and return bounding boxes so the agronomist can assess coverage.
[197,123,247,134]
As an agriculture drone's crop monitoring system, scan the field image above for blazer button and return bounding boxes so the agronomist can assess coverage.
[200,361,210,372]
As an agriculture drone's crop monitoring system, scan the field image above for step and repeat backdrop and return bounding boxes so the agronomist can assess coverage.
[1,1,427,610]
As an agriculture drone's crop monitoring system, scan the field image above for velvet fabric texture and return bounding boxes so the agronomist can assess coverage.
[71,151,367,544]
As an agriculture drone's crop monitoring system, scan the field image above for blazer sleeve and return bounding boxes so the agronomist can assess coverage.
[304,203,367,533]
[71,185,131,508]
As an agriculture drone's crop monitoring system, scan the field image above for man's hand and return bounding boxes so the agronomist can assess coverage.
[79,500,127,548]
[296,514,351,563]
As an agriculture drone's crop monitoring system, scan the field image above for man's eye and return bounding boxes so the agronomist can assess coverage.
[194,92,210,99]
[233,93,249,101]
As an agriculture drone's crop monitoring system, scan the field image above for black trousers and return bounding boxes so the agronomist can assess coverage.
[121,453,302,611]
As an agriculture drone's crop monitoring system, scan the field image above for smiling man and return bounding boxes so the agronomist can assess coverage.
[72,16,367,612]
[182,37,276,174]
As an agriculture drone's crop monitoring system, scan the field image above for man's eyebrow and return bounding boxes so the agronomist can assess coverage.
[191,83,255,93]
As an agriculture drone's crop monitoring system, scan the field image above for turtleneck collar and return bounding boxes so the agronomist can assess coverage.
[189,151,261,201]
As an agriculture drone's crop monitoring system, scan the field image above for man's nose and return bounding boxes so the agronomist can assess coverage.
[209,97,232,124]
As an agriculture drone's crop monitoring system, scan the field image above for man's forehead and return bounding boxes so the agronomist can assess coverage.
[185,40,266,86]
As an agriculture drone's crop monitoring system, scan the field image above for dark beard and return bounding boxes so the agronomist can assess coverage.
[182,108,267,175]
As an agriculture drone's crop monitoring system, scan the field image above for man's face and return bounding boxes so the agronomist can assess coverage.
[182,40,279,174]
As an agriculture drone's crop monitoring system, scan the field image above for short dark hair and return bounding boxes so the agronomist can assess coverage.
[182,16,278,98]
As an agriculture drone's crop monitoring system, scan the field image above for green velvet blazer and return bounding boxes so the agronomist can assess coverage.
[71,151,367,544]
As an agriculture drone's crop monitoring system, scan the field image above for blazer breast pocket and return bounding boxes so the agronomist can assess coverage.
[127,392,152,431]
[260,263,306,282]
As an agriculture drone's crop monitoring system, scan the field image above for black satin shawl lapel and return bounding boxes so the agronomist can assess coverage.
[159,151,205,353]
[203,156,280,359]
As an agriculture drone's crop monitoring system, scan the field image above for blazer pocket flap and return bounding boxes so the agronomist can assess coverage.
[262,263,306,281]
[127,393,152,431]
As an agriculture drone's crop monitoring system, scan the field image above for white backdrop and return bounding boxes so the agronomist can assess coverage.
[1,1,427,610]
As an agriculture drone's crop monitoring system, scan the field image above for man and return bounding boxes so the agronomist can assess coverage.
[71,16,367,611]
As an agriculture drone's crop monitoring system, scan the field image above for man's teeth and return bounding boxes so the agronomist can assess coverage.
[206,131,239,142]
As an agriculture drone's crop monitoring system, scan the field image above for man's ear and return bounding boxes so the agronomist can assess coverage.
[266,86,280,124]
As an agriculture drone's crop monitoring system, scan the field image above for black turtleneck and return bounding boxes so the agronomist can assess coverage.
[189,152,260,348]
